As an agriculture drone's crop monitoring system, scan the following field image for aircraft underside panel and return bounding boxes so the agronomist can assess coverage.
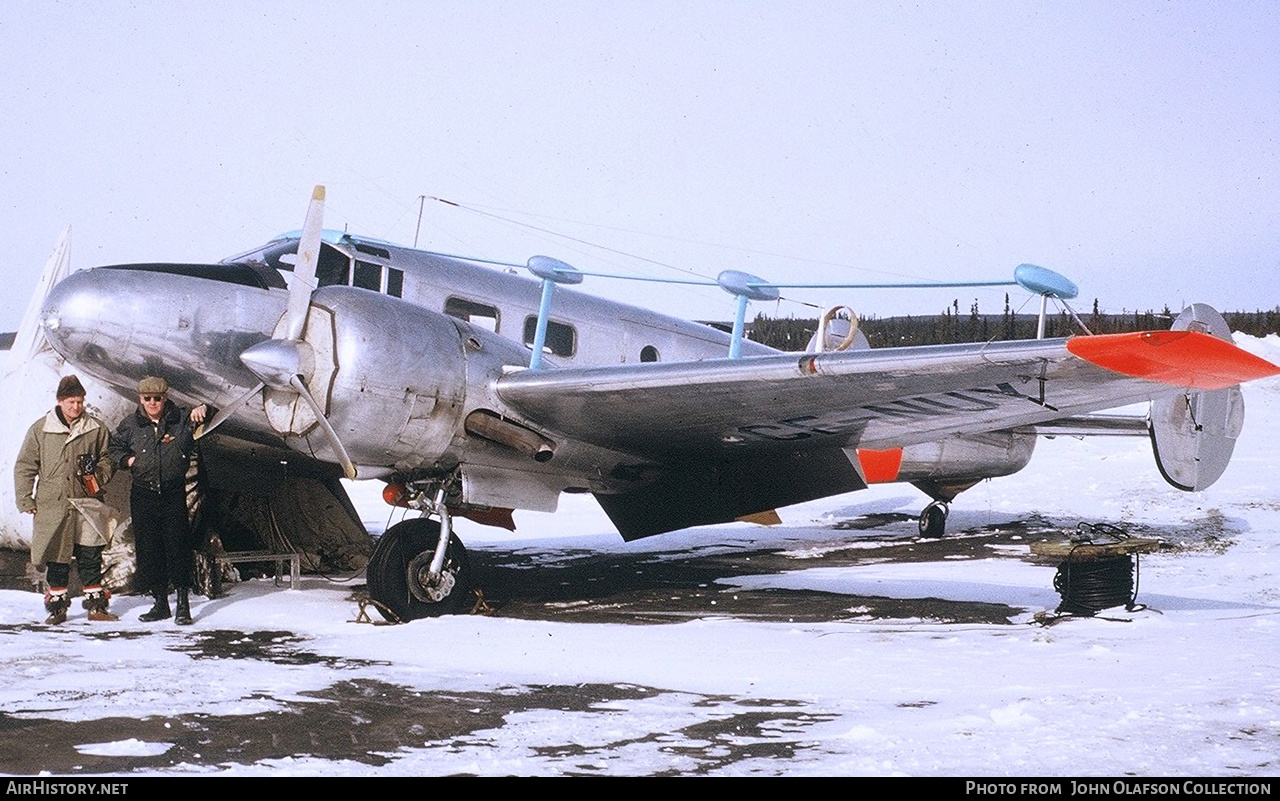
[595,446,867,540]
[894,431,1037,485]
[459,463,563,513]
[197,437,371,573]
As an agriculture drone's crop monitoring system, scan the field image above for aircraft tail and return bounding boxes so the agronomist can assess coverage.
[1148,304,1244,491]
[10,225,72,362]
[0,226,76,549]
[1030,304,1252,492]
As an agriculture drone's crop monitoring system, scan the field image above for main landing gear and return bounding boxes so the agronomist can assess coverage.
[918,500,949,538]
[367,487,473,621]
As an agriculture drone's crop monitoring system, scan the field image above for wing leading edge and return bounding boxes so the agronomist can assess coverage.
[499,330,1277,455]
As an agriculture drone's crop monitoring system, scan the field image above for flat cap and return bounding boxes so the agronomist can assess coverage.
[137,376,168,395]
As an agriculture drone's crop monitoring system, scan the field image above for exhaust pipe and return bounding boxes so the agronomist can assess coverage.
[465,410,555,462]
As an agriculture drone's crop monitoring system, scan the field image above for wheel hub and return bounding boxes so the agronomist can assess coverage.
[407,551,456,602]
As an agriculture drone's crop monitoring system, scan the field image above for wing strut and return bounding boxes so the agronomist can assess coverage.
[1014,264,1081,339]
[525,256,583,370]
[717,270,779,358]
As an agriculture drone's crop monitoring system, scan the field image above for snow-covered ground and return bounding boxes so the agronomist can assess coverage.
[1,336,1277,777]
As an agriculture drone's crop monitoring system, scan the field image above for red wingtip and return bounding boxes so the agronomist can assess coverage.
[1067,330,1280,390]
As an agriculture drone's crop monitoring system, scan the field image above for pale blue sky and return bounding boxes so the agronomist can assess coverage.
[2,1,1276,329]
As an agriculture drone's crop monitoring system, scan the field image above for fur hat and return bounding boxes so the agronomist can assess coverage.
[56,375,86,400]
[136,376,168,395]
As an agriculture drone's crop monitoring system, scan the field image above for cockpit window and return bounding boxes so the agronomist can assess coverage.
[316,246,351,287]
[222,236,404,298]
[224,240,350,282]
[353,261,382,291]
[386,268,404,298]
[221,239,298,272]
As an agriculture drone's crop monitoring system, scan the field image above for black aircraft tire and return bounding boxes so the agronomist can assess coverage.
[919,502,948,538]
[367,518,473,621]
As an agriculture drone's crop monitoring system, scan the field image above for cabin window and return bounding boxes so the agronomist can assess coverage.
[386,268,404,298]
[523,316,577,358]
[444,297,500,332]
[640,345,660,362]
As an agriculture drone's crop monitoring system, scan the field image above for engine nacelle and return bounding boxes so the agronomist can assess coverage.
[895,430,1036,501]
[306,286,530,473]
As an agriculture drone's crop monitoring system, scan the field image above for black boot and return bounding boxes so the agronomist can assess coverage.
[174,588,193,626]
[139,590,171,622]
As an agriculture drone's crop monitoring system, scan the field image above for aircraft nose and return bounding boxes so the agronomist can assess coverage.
[38,263,286,404]
[40,269,126,361]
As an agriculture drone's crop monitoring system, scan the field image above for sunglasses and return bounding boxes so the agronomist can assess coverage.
[140,395,166,402]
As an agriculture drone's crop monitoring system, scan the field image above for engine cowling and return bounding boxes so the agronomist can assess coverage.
[304,286,528,473]
[893,430,1036,501]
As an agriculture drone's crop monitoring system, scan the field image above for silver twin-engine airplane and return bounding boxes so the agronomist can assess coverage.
[11,186,1280,619]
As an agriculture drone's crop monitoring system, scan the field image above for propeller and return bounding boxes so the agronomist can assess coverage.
[196,186,357,479]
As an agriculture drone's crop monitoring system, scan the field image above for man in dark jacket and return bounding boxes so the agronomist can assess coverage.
[109,376,208,625]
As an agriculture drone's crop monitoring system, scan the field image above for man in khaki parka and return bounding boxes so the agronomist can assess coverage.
[13,375,116,624]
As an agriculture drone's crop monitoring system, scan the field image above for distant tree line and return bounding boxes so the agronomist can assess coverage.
[746,296,1280,351]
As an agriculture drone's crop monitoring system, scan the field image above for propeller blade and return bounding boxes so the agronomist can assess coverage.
[285,185,326,342]
[194,381,265,440]
[231,185,354,477]
[288,374,357,479]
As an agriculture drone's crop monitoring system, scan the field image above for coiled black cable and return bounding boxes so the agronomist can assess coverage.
[1051,522,1143,616]
[1053,555,1135,616]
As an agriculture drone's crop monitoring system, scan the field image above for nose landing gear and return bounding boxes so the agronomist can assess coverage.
[918,500,949,538]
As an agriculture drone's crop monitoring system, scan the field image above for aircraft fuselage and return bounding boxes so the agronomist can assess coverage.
[38,234,777,510]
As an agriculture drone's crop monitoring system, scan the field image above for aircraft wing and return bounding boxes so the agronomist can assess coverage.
[498,330,1278,456]
[497,331,1279,538]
